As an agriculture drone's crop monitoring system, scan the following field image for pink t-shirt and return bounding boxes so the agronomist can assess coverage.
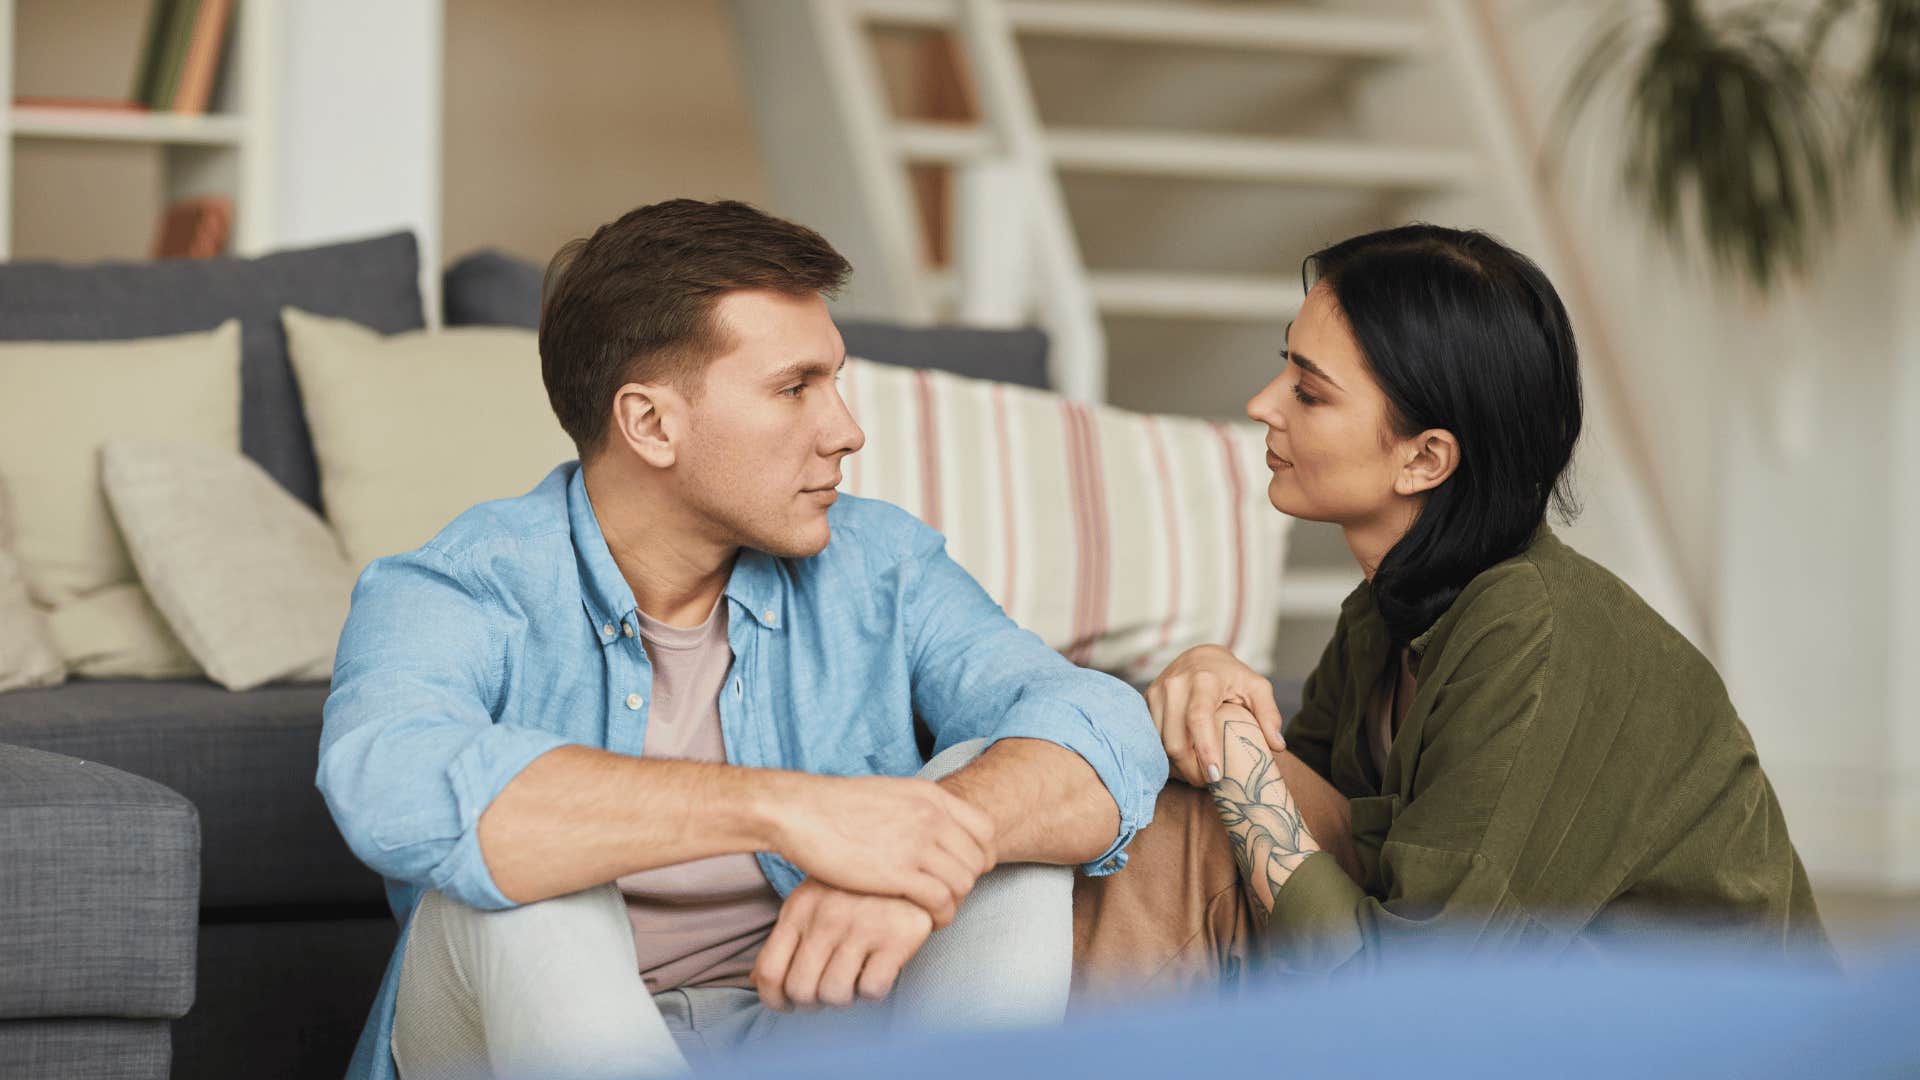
[614,600,782,994]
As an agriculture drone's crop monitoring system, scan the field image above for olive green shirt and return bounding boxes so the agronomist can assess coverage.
[1269,527,1832,973]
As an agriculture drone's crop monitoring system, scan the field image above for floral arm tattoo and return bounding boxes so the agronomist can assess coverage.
[1208,712,1320,919]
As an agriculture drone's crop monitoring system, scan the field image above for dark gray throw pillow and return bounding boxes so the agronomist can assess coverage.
[0,232,424,511]
[443,247,1053,390]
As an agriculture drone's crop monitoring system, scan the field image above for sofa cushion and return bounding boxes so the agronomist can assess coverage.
[0,474,63,693]
[838,320,1051,390]
[0,743,197,1021]
[281,308,573,569]
[442,248,545,329]
[0,680,382,911]
[441,247,1053,389]
[0,232,425,511]
[102,441,350,691]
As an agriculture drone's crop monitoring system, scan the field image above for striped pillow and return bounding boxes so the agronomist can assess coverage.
[839,357,1291,679]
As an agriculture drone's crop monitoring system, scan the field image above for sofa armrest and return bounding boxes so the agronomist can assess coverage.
[0,742,199,1022]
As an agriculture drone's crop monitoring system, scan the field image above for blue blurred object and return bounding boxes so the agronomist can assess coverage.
[709,945,1920,1079]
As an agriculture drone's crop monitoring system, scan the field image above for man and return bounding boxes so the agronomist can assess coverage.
[318,199,1166,1080]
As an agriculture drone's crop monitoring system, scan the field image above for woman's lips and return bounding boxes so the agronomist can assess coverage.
[1266,450,1293,470]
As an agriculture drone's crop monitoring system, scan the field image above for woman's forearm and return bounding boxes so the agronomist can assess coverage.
[1272,750,1363,884]
[1208,705,1320,918]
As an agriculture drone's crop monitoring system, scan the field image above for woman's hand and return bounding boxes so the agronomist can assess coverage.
[1147,644,1286,787]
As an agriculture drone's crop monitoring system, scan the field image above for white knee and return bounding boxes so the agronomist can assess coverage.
[920,737,991,781]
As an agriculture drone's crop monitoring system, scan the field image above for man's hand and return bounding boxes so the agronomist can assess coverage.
[752,878,934,1011]
[774,773,996,929]
[1146,644,1286,787]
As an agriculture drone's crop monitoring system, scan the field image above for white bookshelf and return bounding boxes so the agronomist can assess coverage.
[0,0,278,258]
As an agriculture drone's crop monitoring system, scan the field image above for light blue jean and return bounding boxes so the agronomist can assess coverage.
[390,740,1073,1079]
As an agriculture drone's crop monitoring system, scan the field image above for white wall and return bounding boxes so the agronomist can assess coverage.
[274,0,442,319]
[1486,0,1919,890]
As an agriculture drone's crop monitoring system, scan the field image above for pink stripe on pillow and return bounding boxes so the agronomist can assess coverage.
[913,370,941,531]
[1061,401,1109,666]
[1145,415,1181,658]
[991,383,1018,611]
[1209,421,1246,654]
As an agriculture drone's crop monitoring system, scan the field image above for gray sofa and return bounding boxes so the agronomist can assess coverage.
[0,237,1059,1078]
[0,743,198,1079]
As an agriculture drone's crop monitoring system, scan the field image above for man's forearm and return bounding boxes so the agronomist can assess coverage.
[478,745,790,904]
[938,738,1119,866]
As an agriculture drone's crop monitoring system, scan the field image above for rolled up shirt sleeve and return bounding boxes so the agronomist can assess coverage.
[899,521,1167,876]
[316,547,572,911]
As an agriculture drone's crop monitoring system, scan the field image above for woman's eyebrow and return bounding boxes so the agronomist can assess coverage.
[1286,349,1342,391]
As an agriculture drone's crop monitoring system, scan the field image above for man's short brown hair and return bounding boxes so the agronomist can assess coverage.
[538,199,852,457]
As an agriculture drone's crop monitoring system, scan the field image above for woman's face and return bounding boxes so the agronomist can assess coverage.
[1245,282,1419,528]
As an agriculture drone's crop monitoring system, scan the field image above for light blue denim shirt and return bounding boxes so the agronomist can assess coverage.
[318,461,1165,1080]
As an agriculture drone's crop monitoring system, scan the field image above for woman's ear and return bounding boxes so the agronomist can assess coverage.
[1395,428,1460,496]
[609,382,682,469]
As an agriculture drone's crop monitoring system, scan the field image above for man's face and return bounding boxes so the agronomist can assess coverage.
[671,289,864,558]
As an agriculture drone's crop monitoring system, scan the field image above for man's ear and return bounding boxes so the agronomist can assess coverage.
[608,382,682,468]
[1395,428,1460,496]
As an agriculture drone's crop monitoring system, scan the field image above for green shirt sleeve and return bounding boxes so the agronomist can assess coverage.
[1265,597,1554,975]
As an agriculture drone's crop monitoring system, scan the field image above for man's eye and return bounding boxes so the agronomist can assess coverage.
[782,384,805,398]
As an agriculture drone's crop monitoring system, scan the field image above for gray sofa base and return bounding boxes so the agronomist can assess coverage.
[174,915,397,1080]
[0,1017,172,1080]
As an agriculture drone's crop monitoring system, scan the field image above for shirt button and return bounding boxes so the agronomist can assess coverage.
[621,622,634,637]
[601,622,615,639]
[1102,859,1119,871]
[625,693,644,710]
[763,610,777,626]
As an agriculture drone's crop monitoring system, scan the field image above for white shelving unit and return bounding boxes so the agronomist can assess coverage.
[0,0,278,259]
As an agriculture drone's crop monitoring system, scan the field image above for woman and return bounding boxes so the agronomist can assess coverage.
[1073,224,1830,989]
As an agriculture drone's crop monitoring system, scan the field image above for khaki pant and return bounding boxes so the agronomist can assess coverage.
[1070,781,1259,1010]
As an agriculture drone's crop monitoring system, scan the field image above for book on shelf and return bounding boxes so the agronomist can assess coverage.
[131,0,236,114]
[152,196,233,259]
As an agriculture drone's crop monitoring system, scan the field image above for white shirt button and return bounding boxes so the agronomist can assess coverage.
[763,610,778,626]
[601,622,615,638]
[625,693,644,710]
[621,622,634,637]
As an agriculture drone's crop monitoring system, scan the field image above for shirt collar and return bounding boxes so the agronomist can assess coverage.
[567,464,786,647]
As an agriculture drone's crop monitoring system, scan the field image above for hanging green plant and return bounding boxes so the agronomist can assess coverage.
[1556,0,1920,293]
[1843,0,1920,219]
[1556,0,1835,292]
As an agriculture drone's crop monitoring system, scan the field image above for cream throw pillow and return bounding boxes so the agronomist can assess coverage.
[0,473,65,692]
[281,308,576,569]
[103,440,349,691]
[0,321,240,678]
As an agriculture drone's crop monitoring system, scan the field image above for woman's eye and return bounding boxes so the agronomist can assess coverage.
[1291,382,1319,406]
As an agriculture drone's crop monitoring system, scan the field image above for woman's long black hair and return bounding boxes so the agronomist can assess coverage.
[1302,224,1583,647]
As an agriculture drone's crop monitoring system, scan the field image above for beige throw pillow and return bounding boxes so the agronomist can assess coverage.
[0,321,240,678]
[103,440,349,691]
[0,474,65,692]
[281,308,576,569]
[45,584,201,680]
